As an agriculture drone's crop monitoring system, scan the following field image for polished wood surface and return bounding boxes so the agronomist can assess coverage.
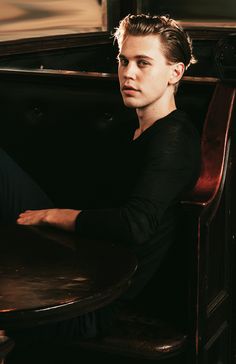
[0,225,137,329]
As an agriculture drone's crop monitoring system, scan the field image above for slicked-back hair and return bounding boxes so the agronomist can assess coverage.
[114,14,196,71]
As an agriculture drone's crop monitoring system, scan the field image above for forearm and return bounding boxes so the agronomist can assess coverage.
[76,199,159,245]
[76,208,131,243]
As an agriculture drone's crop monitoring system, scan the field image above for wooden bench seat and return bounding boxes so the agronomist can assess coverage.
[76,307,187,360]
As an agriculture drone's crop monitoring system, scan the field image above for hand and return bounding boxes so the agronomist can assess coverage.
[17,208,81,232]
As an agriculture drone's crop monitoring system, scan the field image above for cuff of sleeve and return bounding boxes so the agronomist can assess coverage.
[75,208,131,243]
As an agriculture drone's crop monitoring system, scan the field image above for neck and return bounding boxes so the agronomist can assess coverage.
[136,97,176,134]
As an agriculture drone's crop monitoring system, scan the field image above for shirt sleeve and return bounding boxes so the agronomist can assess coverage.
[75,122,200,245]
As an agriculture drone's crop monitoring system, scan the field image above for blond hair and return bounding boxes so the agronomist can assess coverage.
[114,14,196,71]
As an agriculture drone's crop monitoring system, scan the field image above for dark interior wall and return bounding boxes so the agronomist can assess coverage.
[0,72,136,208]
[140,0,236,20]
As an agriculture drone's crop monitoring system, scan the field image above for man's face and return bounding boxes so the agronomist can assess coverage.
[118,35,175,110]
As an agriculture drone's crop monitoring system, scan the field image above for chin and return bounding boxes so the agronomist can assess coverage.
[122,98,139,109]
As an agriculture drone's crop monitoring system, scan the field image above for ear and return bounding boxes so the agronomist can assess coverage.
[168,62,185,85]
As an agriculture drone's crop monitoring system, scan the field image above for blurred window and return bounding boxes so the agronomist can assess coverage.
[0,0,107,42]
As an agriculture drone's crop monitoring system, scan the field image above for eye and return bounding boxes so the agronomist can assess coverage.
[138,60,150,67]
[118,57,128,66]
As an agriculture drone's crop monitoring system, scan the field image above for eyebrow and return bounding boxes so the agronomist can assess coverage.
[118,54,154,61]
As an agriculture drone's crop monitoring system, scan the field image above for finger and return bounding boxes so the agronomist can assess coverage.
[17,215,36,224]
[17,218,37,225]
[19,211,32,217]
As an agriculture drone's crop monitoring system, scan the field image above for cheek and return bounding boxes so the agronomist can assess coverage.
[143,77,168,100]
[149,67,171,85]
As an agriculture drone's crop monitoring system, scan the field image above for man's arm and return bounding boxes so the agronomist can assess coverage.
[17,208,81,232]
[17,117,200,242]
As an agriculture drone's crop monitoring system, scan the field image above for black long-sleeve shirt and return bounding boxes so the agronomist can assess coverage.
[76,109,201,299]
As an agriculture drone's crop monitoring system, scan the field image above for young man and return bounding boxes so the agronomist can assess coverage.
[6,14,200,339]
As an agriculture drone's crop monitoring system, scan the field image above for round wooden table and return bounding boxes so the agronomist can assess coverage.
[0,224,137,330]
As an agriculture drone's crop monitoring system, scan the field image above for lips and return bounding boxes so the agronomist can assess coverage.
[122,85,139,91]
[121,85,140,98]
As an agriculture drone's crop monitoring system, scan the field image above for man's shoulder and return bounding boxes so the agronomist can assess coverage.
[146,110,200,158]
[150,109,199,140]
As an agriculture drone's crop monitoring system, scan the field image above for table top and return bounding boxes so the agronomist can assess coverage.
[0,225,137,329]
